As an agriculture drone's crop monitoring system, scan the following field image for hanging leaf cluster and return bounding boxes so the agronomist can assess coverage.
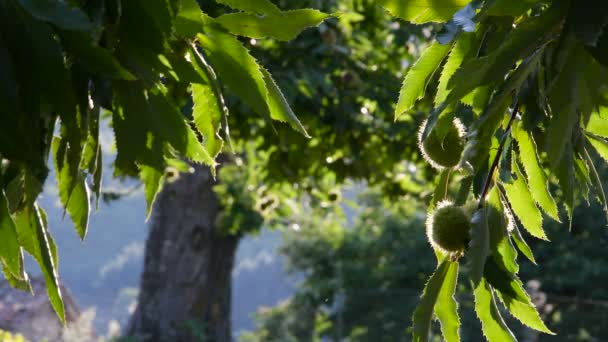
[387,0,608,341]
[0,0,327,322]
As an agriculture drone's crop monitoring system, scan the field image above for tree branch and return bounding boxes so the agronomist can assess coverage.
[477,102,520,209]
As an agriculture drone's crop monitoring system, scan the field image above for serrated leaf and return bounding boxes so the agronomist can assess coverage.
[0,190,22,277]
[554,145,575,223]
[261,68,310,137]
[446,5,563,104]
[378,0,470,24]
[587,134,608,162]
[486,0,539,17]
[512,122,560,221]
[216,9,330,41]
[583,146,608,223]
[112,82,215,174]
[16,0,93,31]
[192,83,224,158]
[586,112,608,138]
[467,51,542,169]
[1,257,31,292]
[139,164,165,220]
[509,220,537,264]
[59,31,135,80]
[546,46,583,166]
[198,28,306,136]
[197,30,270,122]
[213,0,281,15]
[52,137,90,240]
[435,261,460,342]
[412,260,452,342]
[484,258,554,334]
[395,42,452,120]
[13,203,65,323]
[468,209,489,286]
[175,0,204,38]
[473,277,517,342]
[435,33,473,104]
[502,159,547,240]
[487,188,519,274]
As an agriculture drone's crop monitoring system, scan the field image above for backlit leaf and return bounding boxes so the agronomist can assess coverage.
[412,259,451,342]
[502,158,546,240]
[512,122,560,221]
[192,83,224,159]
[395,42,452,120]
[473,277,517,342]
[435,261,460,342]
[0,190,22,277]
[261,68,310,137]
[377,0,470,24]
[485,258,554,334]
[140,164,165,220]
[216,9,330,41]
[213,0,281,15]
[13,203,65,323]
[468,209,489,286]
[435,33,473,105]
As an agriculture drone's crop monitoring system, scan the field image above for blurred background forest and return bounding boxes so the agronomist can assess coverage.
[1,0,608,341]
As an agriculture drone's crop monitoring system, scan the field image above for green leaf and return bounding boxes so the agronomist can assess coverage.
[586,112,608,138]
[198,30,270,121]
[395,42,452,120]
[52,138,90,241]
[583,146,608,223]
[509,221,537,264]
[59,31,135,80]
[447,4,563,104]
[215,9,330,41]
[13,203,65,323]
[554,145,575,222]
[502,158,547,240]
[435,261,460,342]
[139,164,165,219]
[412,260,452,342]
[198,28,306,136]
[512,122,560,221]
[16,0,93,31]
[1,257,31,292]
[435,33,473,105]
[261,68,310,137]
[487,188,519,274]
[587,134,608,162]
[0,190,23,278]
[468,209,489,286]
[546,46,583,166]
[192,83,224,159]
[467,51,542,169]
[213,0,281,15]
[484,258,554,334]
[473,277,517,342]
[486,0,540,17]
[175,0,205,38]
[378,0,470,24]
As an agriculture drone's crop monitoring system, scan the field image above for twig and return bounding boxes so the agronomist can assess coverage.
[477,102,520,209]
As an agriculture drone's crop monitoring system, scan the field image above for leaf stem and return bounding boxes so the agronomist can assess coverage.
[477,102,520,209]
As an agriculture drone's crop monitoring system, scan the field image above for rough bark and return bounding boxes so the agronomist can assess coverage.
[127,164,240,342]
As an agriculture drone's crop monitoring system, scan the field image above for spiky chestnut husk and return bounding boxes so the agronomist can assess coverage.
[418,118,466,169]
[426,201,471,254]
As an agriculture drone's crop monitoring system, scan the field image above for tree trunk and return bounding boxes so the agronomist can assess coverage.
[127,164,240,341]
